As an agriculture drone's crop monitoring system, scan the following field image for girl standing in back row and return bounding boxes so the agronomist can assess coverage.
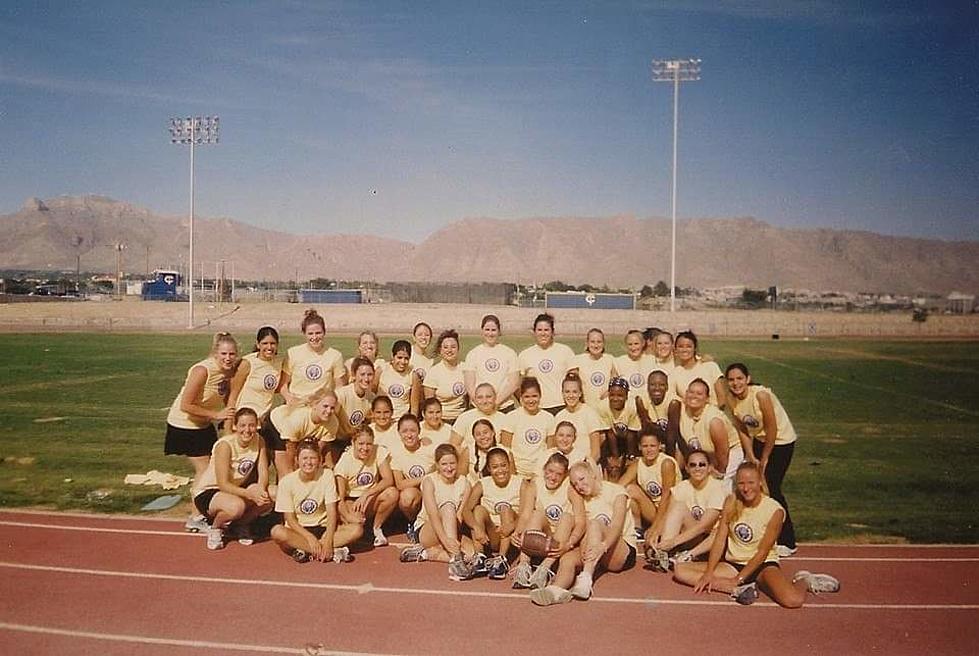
[284,309,347,405]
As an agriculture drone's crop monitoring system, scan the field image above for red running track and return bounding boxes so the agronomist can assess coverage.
[0,510,977,655]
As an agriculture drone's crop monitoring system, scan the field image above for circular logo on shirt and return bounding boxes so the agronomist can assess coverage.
[742,414,760,430]
[494,500,512,514]
[525,428,543,445]
[645,481,662,498]
[596,513,612,526]
[389,383,406,399]
[218,380,230,397]
[539,359,554,373]
[485,358,500,372]
[415,369,426,381]
[656,417,669,431]
[590,372,606,388]
[237,459,255,476]
[691,505,705,520]
[629,373,643,388]
[734,522,753,542]
[452,381,466,396]
[407,464,426,479]
[613,422,627,435]
[689,438,701,450]
[299,498,319,515]
[263,373,278,391]
[349,410,365,426]
[545,504,563,522]
[356,471,375,486]
[305,364,323,381]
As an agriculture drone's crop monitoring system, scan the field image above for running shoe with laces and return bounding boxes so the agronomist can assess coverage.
[400,544,427,563]
[487,555,509,580]
[645,545,671,572]
[669,550,694,566]
[570,572,593,600]
[528,564,554,590]
[405,521,419,544]
[511,561,533,589]
[205,527,224,551]
[530,585,573,606]
[776,544,798,558]
[291,549,311,563]
[731,582,759,606]
[470,552,489,577]
[448,554,476,581]
[185,514,209,533]
[793,570,841,594]
[332,546,353,563]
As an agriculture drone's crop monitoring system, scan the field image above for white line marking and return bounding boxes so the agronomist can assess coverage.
[1,561,976,610]
[0,520,198,538]
[797,542,979,549]
[795,557,979,562]
[0,508,186,523]
[0,621,393,655]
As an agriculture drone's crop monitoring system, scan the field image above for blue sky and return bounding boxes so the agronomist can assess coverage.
[1,1,976,242]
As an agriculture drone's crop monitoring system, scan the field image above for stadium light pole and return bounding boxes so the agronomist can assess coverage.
[169,116,219,329]
[652,58,700,313]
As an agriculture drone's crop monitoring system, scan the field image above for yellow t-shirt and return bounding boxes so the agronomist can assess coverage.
[334,383,373,438]
[420,422,456,448]
[582,482,637,548]
[555,405,603,453]
[409,351,434,382]
[423,361,468,421]
[671,477,727,521]
[454,408,507,456]
[571,352,616,409]
[388,441,436,480]
[284,344,346,399]
[503,407,557,478]
[377,365,415,420]
[236,352,285,418]
[679,404,739,454]
[194,434,260,496]
[637,390,676,433]
[415,473,468,529]
[334,445,389,499]
[478,474,523,526]
[726,495,783,565]
[613,353,658,399]
[462,343,519,399]
[166,358,231,429]
[732,385,797,446]
[467,445,513,484]
[635,453,681,505]
[370,422,400,453]
[596,398,642,433]
[672,360,724,406]
[537,445,593,473]
[518,342,576,408]
[269,404,340,443]
[274,467,339,527]
[535,477,572,530]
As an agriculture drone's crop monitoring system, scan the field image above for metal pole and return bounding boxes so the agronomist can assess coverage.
[188,127,195,329]
[670,70,679,313]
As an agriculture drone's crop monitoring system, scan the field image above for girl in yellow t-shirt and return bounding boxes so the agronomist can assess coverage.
[500,377,557,479]
[284,309,347,404]
[619,430,680,543]
[674,462,840,607]
[672,330,727,408]
[344,331,386,383]
[462,314,520,411]
[260,389,340,476]
[389,413,436,541]
[463,447,528,580]
[335,426,398,547]
[410,322,434,382]
[554,373,603,464]
[568,328,617,410]
[375,339,421,420]
[226,326,288,432]
[423,329,468,423]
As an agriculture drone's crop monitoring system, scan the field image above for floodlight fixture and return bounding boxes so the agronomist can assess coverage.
[652,59,701,312]
[168,115,220,329]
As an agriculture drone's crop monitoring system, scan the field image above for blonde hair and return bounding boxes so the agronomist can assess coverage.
[210,331,239,355]
[732,461,768,523]
[568,460,602,499]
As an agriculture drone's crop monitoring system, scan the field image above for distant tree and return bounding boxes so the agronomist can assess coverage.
[579,283,597,293]
[543,280,572,292]
[639,284,654,298]
[741,288,769,307]
[653,280,670,297]
[308,277,336,289]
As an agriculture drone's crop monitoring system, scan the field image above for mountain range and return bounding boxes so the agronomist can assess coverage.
[1,195,976,295]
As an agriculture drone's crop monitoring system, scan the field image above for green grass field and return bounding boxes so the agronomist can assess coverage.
[0,333,976,543]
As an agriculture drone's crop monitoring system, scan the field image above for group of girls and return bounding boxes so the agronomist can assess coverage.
[163,310,837,607]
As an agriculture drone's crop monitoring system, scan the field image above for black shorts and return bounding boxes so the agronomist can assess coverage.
[622,543,637,570]
[260,422,287,452]
[193,488,220,516]
[730,560,780,584]
[164,423,218,457]
[304,525,327,539]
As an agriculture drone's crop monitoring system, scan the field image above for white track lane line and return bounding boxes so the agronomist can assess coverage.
[5,521,977,561]
[0,621,392,655]
[0,561,976,610]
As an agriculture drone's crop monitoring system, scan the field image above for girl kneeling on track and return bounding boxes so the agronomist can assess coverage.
[644,448,726,570]
[619,429,681,544]
[512,452,585,592]
[335,426,399,547]
[673,462,839,607]
[532,460,637,605]
[389,413,436,543]
[271,439,361,563]
[463,447,528,580]
[192,407,273,551]
[399,444,478,581]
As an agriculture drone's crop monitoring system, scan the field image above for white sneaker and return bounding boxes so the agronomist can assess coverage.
[530,585,573,606]
[185,514,209,533]
[776,544,798,558]
[332,546,353,563]
[570,572,593,600]
[372,529,388,547]
[205,527,224,550]
[731,582,758,605]
[512,561,533,589]
[528,564,554,590]
[793,570,841,594]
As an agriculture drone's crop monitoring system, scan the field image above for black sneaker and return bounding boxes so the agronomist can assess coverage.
[291,549,311,563]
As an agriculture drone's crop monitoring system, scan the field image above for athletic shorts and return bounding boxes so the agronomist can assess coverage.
[164,423,218,457]
[193,488,220,516]
[303,525,327,539]
[260,422,287,452]
[730,560,780,584]
[623,543,637,570]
